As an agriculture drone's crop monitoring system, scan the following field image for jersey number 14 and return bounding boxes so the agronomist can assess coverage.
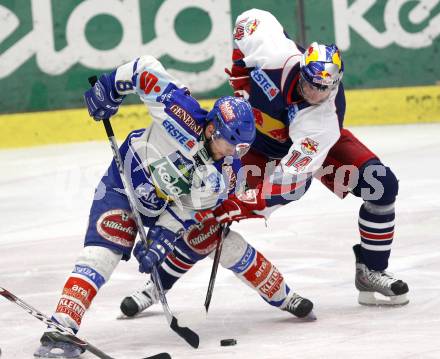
[285,150,311,172]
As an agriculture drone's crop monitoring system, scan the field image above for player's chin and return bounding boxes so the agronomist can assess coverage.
[305,95,328,105]
[303,91,330,105]
[214,153,228,161]
[211,148,233,161]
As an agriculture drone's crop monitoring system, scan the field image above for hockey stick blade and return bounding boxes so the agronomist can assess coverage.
[170,316,199,348]
[143,354,172,359]
[143,353,172,359]
[152,268,200,348]
[0,287,171,359]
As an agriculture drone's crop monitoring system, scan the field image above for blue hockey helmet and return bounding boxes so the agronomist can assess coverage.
[206,96,256,157]
[300,42,344,90]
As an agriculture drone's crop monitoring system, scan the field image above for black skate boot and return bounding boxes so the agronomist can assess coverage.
[34,331,84,358]
[281,292,315,319]
[353,244,409,306]
[120,280,160,317]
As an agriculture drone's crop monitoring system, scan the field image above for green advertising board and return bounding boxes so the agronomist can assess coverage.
[1,0,438,114]
[0,0,439,149]
[0,0,298,113]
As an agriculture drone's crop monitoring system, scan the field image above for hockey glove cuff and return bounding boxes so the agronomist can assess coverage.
[224,67,250,99]
[197,187,267,225]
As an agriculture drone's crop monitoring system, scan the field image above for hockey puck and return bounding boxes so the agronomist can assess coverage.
[220,339,237,346]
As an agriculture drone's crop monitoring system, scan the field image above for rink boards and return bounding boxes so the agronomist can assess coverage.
[1,85,439,149]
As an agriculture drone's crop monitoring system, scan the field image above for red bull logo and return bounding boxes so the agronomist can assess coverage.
[305,43,342,74]
[317,70,331,79]
[245,19,260,35]
[301,137,319,155]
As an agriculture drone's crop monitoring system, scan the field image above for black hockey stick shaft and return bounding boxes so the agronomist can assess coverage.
[204,224,229,313]
[0,287,171,359]
[88,76,199,349]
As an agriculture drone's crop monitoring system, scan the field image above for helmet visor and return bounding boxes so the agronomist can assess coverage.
[299,74,332,105]
[212,130,250,158]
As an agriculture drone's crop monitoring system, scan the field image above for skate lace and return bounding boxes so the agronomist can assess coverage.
[367,270,396,289]
[130,282,157,311]
[286,294,303,311]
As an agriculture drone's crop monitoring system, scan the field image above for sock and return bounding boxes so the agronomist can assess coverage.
[358,202,395,271]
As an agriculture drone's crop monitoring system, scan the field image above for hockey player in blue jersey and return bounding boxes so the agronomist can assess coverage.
[34,55,313,359]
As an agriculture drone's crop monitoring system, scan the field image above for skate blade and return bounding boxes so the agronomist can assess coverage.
[117,313,133,320]
[117,311,161,320]
[358,291,409,306]
[117,312,147,320]
[34,344,83,358]
[304,310,317,321]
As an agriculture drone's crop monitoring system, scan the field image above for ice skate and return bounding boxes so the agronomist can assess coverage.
[353,244,409,306]
[34,331,84,358]
[282,292,316,320]
[120,280,160,317]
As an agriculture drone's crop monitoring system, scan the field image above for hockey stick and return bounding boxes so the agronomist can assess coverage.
[0,287,171,359]
[204,224,230,313]
[88,76,199,349]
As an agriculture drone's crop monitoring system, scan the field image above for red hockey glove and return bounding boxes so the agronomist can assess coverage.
[224,66,251,99]
[197,188,266,225]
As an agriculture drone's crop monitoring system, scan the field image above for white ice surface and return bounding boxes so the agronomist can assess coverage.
[0,124,439,359]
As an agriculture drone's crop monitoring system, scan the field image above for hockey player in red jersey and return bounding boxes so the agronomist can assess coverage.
[120,9,409,317]
[216,8,409,306]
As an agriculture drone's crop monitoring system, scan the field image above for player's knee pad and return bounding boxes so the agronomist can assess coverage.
[53,246,122,332]
[219,230,262,276]
[76,245,122,283]
[218,230,249,269]
[354,159,399,205]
